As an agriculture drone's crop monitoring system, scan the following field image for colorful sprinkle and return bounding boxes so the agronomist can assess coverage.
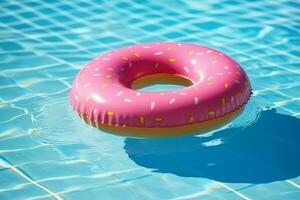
[222,98,226,106]
[107,111,114,116]
[169,98,176,104]
[155,63,159,68]
[166,47,172,51]
[208,111,215,116]
[122,56,128,61]
[155,117,163,122]
[169,58,176,62]
[188,116,194,123]
[101,83,108,88]
[139,116,145,125]
[134,52,141,58]
[188,50,194,56]
[212,60,217,64]
[224,83,229,88]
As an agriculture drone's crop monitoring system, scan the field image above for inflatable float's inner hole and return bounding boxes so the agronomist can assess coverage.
[119,60,196,92]
[131,73,193,91]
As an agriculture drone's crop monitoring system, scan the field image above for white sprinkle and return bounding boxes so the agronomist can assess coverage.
[224,65,229,70]
[93,109,97,114]
[102,57,110,61]
[206,50,212,53]
[93,74,101,76]
[75,83,79,88]
[124,99,132,103]
[143,46,150,49]
[183,66,189,73]
[197,52,204,55]
[75,95,79,101]
[95,68,99,71]
[116,91,123,96]
[150,102,155,110]
[169,98,176,104]
[217,72,223,76]
[84,83,91,88]
[231,96,235,102]
[179,92,187,96]
[235,80,241,84]
[136,92,141,96]
[120,68,125,71]
[191,59,197,64]
[154,51,163,56]
[228,71,232,74]
[219,53,224,56]
[178,43,182,47]
[194,97,199,105]
[107,68,113,71]
[207,76,212,81]
[128,62,132,68]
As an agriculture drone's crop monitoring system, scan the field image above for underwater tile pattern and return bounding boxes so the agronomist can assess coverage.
[0,0,299,199]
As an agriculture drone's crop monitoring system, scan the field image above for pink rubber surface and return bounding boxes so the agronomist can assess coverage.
[70,42,252,128]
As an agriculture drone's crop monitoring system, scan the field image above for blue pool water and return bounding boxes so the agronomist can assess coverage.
[0,0,300,199]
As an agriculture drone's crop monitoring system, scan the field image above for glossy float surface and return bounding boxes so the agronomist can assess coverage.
[0,0,300,199]
[70,43,251,136]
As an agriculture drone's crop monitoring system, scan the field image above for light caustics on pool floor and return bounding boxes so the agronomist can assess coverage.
[0,0,300,199]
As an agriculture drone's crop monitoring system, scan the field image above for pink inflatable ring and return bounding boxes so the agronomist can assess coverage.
[70,43,252,137]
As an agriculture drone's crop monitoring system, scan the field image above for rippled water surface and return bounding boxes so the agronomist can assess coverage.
[1,0,300,199]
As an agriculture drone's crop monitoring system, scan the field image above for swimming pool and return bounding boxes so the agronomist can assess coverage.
[0,0,299,199]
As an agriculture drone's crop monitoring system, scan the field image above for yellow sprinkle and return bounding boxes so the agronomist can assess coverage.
[188,116,194,123]
[207,81,213,85]
[134,52,141,58]
[188,50,194,56]
[224,83,229,88]
[208,111,215,116]
[212,60,217,64]
[101,83,108,88]
[160,92,165,96]
[107,111,114,116]
[122,56,128,61]
[169,58,176,62]
[222,97,226,106]
[86,96,90,101]
[139,116,145,125]
[155,62,159,68]
[155,117,163,122]
[166,47,172,51]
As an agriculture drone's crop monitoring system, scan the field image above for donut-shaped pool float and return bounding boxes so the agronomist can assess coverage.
[70,43,252,137]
